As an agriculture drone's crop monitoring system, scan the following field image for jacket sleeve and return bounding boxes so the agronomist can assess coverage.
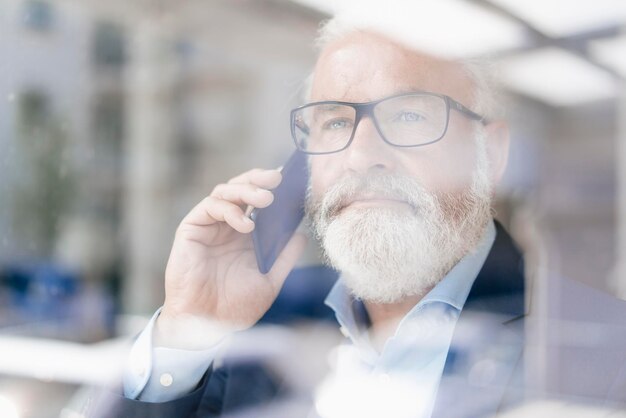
[85,364,227,418]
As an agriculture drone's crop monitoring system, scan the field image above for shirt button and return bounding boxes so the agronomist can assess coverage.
[160,373,174,387]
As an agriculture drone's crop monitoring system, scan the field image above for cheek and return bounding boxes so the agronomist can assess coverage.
[401,129,478,193]
[446,152,477,191]
[309,158,335,200]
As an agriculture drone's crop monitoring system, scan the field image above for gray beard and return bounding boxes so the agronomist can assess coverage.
[305,137,493,304]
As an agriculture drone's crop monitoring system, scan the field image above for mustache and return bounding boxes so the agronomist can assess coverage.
[308,173,436,221]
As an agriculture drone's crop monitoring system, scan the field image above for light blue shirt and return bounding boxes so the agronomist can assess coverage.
[320,221,496,417]
[124,221,496,413]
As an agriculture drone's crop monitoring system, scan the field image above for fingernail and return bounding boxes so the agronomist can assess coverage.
[242,216,253,224]
[256,188,271,195]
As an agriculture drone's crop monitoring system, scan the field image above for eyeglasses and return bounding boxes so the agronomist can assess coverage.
[290,91,487,155]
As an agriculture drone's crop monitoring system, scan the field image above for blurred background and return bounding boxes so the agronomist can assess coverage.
[0,0,625,416]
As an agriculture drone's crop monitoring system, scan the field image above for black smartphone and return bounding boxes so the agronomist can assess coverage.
[250,150,309,274]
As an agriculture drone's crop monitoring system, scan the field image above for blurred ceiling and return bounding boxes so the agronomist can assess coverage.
[288,0,626,107]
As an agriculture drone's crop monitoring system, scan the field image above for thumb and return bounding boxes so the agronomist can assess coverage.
[266,232,308,289]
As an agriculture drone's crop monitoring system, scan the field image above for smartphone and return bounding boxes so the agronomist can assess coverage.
[250,150,309,274]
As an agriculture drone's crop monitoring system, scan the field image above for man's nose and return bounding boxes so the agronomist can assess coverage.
[342,116,396,174]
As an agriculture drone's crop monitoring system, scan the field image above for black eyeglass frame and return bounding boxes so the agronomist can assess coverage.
[290,91,488,155]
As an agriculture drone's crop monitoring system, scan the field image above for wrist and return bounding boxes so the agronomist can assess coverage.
[155,308,232,351]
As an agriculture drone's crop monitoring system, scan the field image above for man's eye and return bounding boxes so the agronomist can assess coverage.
[322,118,352,130]
[395,111,425,122]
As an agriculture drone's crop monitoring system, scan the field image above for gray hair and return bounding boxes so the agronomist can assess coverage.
[302,18,504,121]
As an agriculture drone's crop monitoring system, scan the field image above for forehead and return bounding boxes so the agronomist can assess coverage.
[311,31,474,105]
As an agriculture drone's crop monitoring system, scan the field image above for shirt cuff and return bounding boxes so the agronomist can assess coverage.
[123,307,225,402]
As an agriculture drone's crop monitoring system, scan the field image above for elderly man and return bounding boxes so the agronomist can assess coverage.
[92,16,626,418]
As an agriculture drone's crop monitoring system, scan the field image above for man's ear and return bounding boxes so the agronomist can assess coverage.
[484,121,510,185]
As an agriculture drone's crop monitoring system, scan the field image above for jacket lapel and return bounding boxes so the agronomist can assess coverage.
[431,221,527,418]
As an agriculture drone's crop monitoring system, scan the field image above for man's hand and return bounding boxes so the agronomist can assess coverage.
[155,168,307,350]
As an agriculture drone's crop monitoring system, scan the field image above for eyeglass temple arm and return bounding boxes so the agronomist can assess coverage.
[449,99,489,125]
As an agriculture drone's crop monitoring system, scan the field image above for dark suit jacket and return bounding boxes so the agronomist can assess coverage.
[87,222,626,417]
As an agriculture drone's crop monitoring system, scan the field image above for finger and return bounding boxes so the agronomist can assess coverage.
[182,197,255,233]
[223,209,255,234]
[211,183,274,209]
[266,232,308,288]
[227,168,282,189]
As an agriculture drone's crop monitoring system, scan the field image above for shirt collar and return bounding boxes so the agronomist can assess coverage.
[324,220,497,338]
